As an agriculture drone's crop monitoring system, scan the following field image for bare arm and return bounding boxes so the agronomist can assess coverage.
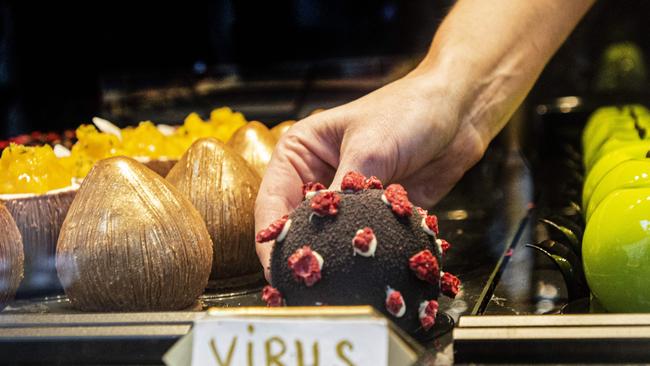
[415,0,595,145]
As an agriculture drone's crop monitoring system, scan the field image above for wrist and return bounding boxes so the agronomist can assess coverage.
[406,51,481,129]
[409,43,519,148]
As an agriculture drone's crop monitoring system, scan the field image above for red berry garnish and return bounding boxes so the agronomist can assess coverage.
[439,239,451,254]
[310,191,340,216]
[30,131,43,141]
[363,176,383,189]
[287,246,322,287]
[385,288,405,317]
[10,134,31,145]
[419,300,439,331]
[425,215,439,235]
[261,285,284,307]
[383,184,413,217]
[45,132,61,143]
[256,215,290,243]
[408,250,440,284]
[0,141,8,150]
[64,129,76,140]
[302,182,326,198]
[341,171,366,192]
[352,227,375,255]
[441,272,461,298]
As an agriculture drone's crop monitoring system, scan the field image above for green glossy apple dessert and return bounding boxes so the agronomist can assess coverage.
[582,105,649,166]
[586,159,650,221]
[582,142,650,209]
[582,105,639,147]
[583,187,650,312]
[585,130,647,171]
[587,132,650,171]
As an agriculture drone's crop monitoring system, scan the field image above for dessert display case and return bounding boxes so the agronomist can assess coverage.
[0,58,538,365]
[3,2,650,363]
[4,56,650,364]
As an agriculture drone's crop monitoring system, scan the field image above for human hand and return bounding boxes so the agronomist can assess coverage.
[255,72,488,281]
[254,0,595,281]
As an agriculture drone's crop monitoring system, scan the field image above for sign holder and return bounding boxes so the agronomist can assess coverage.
[164,306,428,366]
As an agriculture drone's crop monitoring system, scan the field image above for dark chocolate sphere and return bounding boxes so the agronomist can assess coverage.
[270,189,443,335]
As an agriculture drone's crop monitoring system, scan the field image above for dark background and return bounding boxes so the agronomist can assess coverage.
[0,0,649,138]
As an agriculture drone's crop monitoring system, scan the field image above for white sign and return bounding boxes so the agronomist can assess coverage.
[191,315,389,366]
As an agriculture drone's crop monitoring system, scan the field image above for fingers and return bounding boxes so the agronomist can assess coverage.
[328,129,398,190]
[399,158,466,209]
[401,124,485,208]
[254,159,298,282]
[255,122,337,282]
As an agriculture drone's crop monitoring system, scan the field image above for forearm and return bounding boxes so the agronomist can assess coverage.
[413,0,594,146]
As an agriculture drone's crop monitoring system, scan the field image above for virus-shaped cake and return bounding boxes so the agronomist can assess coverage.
[257,172,460,336]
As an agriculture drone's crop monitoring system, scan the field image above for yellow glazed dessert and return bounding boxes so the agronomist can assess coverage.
[209,106,247,141]
[65,107,248,179]
[0,144,74,195]
[173,107,247,151]
[68,124,124,178]
[121,121,180,158]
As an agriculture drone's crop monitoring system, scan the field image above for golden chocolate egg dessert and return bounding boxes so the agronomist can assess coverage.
[56,156,213,311]
[227,121,276,177]
[0,203,24,309]
[270,120,296,141]
[0,144,77,294]
[166,138,261,286]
